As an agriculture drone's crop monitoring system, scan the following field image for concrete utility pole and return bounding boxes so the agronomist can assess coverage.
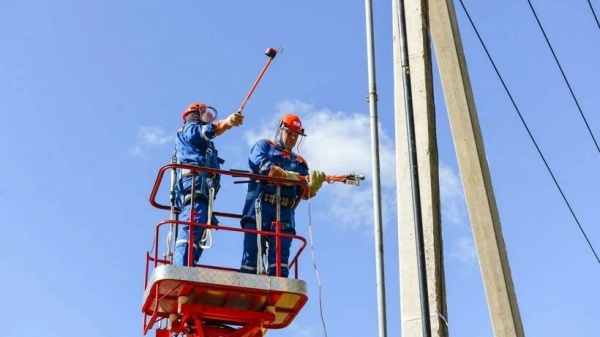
[392,0,448,336]
[428,0,525,336]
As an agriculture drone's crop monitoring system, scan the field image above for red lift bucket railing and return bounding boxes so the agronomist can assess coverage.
[145,164,308,275]
[142,164,310,337]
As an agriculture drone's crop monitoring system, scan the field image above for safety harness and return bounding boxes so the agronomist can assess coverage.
[166,149,179,264]
[251,170,291,275]
[255,196,265,274]
[167,126,224,263]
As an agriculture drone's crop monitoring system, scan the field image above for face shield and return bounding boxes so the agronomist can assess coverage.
[183,103,218,124]
[275,123,306,151]
[199,106,218,123]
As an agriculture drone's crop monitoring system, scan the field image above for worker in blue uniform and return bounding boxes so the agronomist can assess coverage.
[240,113,326,277]
[174,102,244,266]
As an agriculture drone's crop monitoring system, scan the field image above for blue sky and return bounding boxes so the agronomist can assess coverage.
[1,1,599,336]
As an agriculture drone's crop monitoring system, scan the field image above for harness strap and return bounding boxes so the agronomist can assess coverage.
[175,240,198,249]
[199,148,213,196]
[180,168,194,176]
[255,196,265,275]
[168,146,179,264]
[181,191,209,205]
[269,262,288,269]
[199,178,215,250]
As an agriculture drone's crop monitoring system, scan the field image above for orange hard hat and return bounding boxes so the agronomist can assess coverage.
[280,113,305,135]
[182,102,207,121]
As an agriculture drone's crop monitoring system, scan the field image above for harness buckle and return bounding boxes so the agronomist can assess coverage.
[255,197,262,210]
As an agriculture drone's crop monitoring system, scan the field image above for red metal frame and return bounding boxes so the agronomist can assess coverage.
[143,164,310,337]
[149,164,306,212]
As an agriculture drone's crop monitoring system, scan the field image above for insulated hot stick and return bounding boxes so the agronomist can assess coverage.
[301,173,366,186]
[229,169,365,186]
[237,47,279,114]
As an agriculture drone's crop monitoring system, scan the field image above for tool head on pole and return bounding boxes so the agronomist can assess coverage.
[343,173,366,186]
[265,47,278,58]
[236,47,281,115]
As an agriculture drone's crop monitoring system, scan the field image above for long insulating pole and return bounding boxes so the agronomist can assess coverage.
[237,47,278,114]
[395,0,431,336]
[364,1,388,336]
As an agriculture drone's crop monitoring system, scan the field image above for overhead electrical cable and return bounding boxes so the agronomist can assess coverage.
[300,143,329,337]
[585,0,600,29]
[457,0,600,264]
[306,199,329,337]
[526,0,600,154]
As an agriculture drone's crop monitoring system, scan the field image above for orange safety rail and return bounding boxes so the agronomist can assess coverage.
[142,164,311,337]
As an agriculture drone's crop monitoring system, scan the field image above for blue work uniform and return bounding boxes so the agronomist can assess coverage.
[173,121,223,266]
[240,139,309,277]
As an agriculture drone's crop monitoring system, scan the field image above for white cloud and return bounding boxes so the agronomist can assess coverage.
[137,126,172,146]
[287,322,316,337]
[301,110,396,188]
[439,163,466,226]
[131,125,172,158]
[130,144,145,158]
[450,235,478,265]
[239,100,468,241]
[242,100,397,231]
[324,185,374,230]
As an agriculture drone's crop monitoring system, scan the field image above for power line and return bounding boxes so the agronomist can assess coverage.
[586,0,600,29]
[457,0,600,264]
[526,0,600,154]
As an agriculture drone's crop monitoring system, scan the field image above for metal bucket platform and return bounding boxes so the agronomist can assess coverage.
[142,265,308,336]
[143,165,311,336]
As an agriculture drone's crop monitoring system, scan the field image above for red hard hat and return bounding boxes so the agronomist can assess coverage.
[280,113,305,135]
[182,102,207,121]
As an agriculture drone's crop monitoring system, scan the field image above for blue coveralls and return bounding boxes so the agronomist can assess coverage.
[173,122,222,266]
[240,139,309,277]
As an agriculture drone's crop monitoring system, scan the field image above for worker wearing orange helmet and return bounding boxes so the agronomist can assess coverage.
[239,113,326,277]
[173,102,244,266]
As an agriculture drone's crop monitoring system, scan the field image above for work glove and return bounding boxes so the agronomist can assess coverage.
[285,170,300,181]
[307,170,326,193]
[214,112,244,135]
[268,166,300,185]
